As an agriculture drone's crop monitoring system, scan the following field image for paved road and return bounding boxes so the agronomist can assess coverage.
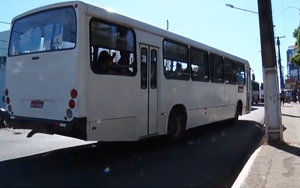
[0,105,265,187]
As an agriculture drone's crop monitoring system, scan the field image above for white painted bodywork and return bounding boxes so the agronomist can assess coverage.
[6,1,250,141]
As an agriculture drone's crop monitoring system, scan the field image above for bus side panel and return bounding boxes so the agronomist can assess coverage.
[185,82,226,129]
[86,74,141,141]
[160,78,230,131]
[224,84,238,119]
[192,83,228,126]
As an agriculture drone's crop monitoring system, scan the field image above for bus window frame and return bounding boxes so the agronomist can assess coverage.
[190,47,209,82]
[209,53,224,83]
[236,61,246,85]
[8,6,77,57]
[163,39,190,81]
[89,18,137,77]
[224,57,236,85]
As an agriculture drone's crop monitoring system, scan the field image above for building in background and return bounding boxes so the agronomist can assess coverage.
[0,30,9,109]
[285,45,300,89]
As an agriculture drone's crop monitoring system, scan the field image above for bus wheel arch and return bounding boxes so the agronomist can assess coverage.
[167,104,187,139]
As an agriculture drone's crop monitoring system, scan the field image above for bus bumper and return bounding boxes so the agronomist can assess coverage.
[4,113,87,140]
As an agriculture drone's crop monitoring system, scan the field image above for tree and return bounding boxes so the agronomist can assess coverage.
[290,26,300,67]
[293,27,300,38]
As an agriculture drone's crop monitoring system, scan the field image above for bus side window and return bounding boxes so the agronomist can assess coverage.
[90,19,136,76]
[163,40,189,80]
[224,58,236,84]
[210,53,224,83]
[236,62,245,85]
[190,47,209,82]
[141,47,147,89]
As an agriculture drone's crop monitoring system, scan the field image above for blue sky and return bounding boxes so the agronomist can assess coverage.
[1,0,300,84]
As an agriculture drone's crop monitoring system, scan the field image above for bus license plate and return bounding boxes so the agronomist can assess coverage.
[30,100,44,108]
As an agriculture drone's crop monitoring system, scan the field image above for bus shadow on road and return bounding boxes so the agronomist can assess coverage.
[0,120,265,187]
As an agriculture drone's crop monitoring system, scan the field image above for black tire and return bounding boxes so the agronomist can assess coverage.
[231,103,241,125]
[0,119,4,128]
[167,109,186,140]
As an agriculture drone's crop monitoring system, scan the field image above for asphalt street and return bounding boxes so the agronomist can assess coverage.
[0,105,265,187]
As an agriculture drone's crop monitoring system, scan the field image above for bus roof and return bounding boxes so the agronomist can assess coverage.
[11,1,249,65]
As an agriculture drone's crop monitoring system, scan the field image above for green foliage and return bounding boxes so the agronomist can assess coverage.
[290,53,300,67]
[291,27,300,67]
[293,27,300,39]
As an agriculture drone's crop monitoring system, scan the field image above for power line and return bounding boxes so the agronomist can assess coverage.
[0,21,10,25]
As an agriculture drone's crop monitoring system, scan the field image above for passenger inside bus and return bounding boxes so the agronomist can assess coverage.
[175,63,183,75]
[98,50,115,73]
[118,50,129,65]
[118,50,131,74]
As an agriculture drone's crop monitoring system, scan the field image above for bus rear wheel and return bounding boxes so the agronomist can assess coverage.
[167,108,186,140]
[231,102,242,125]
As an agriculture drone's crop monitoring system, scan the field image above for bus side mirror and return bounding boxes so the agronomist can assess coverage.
[252,74,255,81]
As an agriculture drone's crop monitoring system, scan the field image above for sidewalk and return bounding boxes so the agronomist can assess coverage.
[234,103,300,188]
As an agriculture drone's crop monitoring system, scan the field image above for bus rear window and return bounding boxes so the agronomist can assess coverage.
[8,6,76,56]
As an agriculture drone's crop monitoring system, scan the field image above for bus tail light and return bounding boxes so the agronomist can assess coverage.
[71,89,78,99]
[5,88,10,105]
[6,97,10,104]
[66,89,77,119]
[69,99,75,109]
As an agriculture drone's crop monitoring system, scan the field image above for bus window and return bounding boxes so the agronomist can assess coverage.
[141,47,147,89]
[236,62,245,85]
[224,58,236,84]
[190,47,209,82]
[210,53,224,83]
[163,40,189,80]
[151,49,157,89]
[90,19,136,76]
[8,6,76,56]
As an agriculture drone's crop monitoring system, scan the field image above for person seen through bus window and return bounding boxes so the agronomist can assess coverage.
[175,63,183,73]
[118,50,130,74]
[98,50,114,73]
[118,50,129,66]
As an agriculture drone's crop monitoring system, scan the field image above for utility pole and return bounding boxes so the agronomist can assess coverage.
[257,0,283,142]
[276,36,285,90]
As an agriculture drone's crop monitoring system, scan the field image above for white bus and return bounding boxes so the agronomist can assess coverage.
[5,1,251,141]
[251,81,259,104]
[260,83,264,103]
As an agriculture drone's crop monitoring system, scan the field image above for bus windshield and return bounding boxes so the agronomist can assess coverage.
[8,6,76,56]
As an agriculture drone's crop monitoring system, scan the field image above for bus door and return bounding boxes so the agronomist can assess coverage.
[140,44,158,135]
